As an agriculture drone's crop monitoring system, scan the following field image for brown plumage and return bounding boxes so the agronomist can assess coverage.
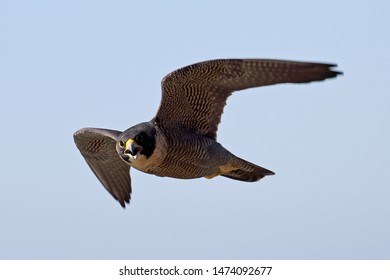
[74,59,342,207]
[157,59,340,139]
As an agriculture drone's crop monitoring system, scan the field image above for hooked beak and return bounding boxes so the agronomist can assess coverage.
[124,139,142,159]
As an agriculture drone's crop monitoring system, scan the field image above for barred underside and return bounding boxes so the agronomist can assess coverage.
[157,59,341,140]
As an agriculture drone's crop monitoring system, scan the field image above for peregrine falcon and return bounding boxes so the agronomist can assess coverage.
[74,59,341,207]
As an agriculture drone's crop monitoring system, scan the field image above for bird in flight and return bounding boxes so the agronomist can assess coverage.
[74,58,342,207]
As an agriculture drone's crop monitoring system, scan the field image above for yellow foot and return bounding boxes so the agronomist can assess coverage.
[204,171,221,179]
[204,164,238,179]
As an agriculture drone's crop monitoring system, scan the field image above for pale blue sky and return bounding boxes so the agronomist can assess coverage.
[1,0,389,259]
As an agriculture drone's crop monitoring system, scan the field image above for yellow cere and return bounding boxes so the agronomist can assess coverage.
[125,139,135,149]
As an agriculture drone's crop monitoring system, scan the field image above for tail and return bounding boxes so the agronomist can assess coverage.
[220,155,275,182]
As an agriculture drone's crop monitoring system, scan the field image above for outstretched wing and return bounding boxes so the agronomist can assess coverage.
[74,127,131,208]
[156,59,342,139]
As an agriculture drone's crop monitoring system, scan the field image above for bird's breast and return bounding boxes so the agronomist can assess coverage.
[151,130,230,178]
[130,127,231,179]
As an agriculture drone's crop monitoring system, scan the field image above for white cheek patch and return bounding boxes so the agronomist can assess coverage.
[124,128,167,172]
[125,154,138,163]
[130,154,138,161]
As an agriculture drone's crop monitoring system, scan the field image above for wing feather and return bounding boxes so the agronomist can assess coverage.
[156,59,342,139]
[73,128,131,208]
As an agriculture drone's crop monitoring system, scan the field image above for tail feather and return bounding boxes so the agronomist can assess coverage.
[220,155,274,182]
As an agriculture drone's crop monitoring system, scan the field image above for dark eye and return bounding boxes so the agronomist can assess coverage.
[118,140,125,148]
[135,134,144,143]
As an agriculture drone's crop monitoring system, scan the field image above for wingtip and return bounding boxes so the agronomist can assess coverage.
[328,63,343,76]
[118,197,130,209]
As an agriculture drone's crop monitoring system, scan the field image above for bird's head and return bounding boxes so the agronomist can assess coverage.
[116,122,156,164]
